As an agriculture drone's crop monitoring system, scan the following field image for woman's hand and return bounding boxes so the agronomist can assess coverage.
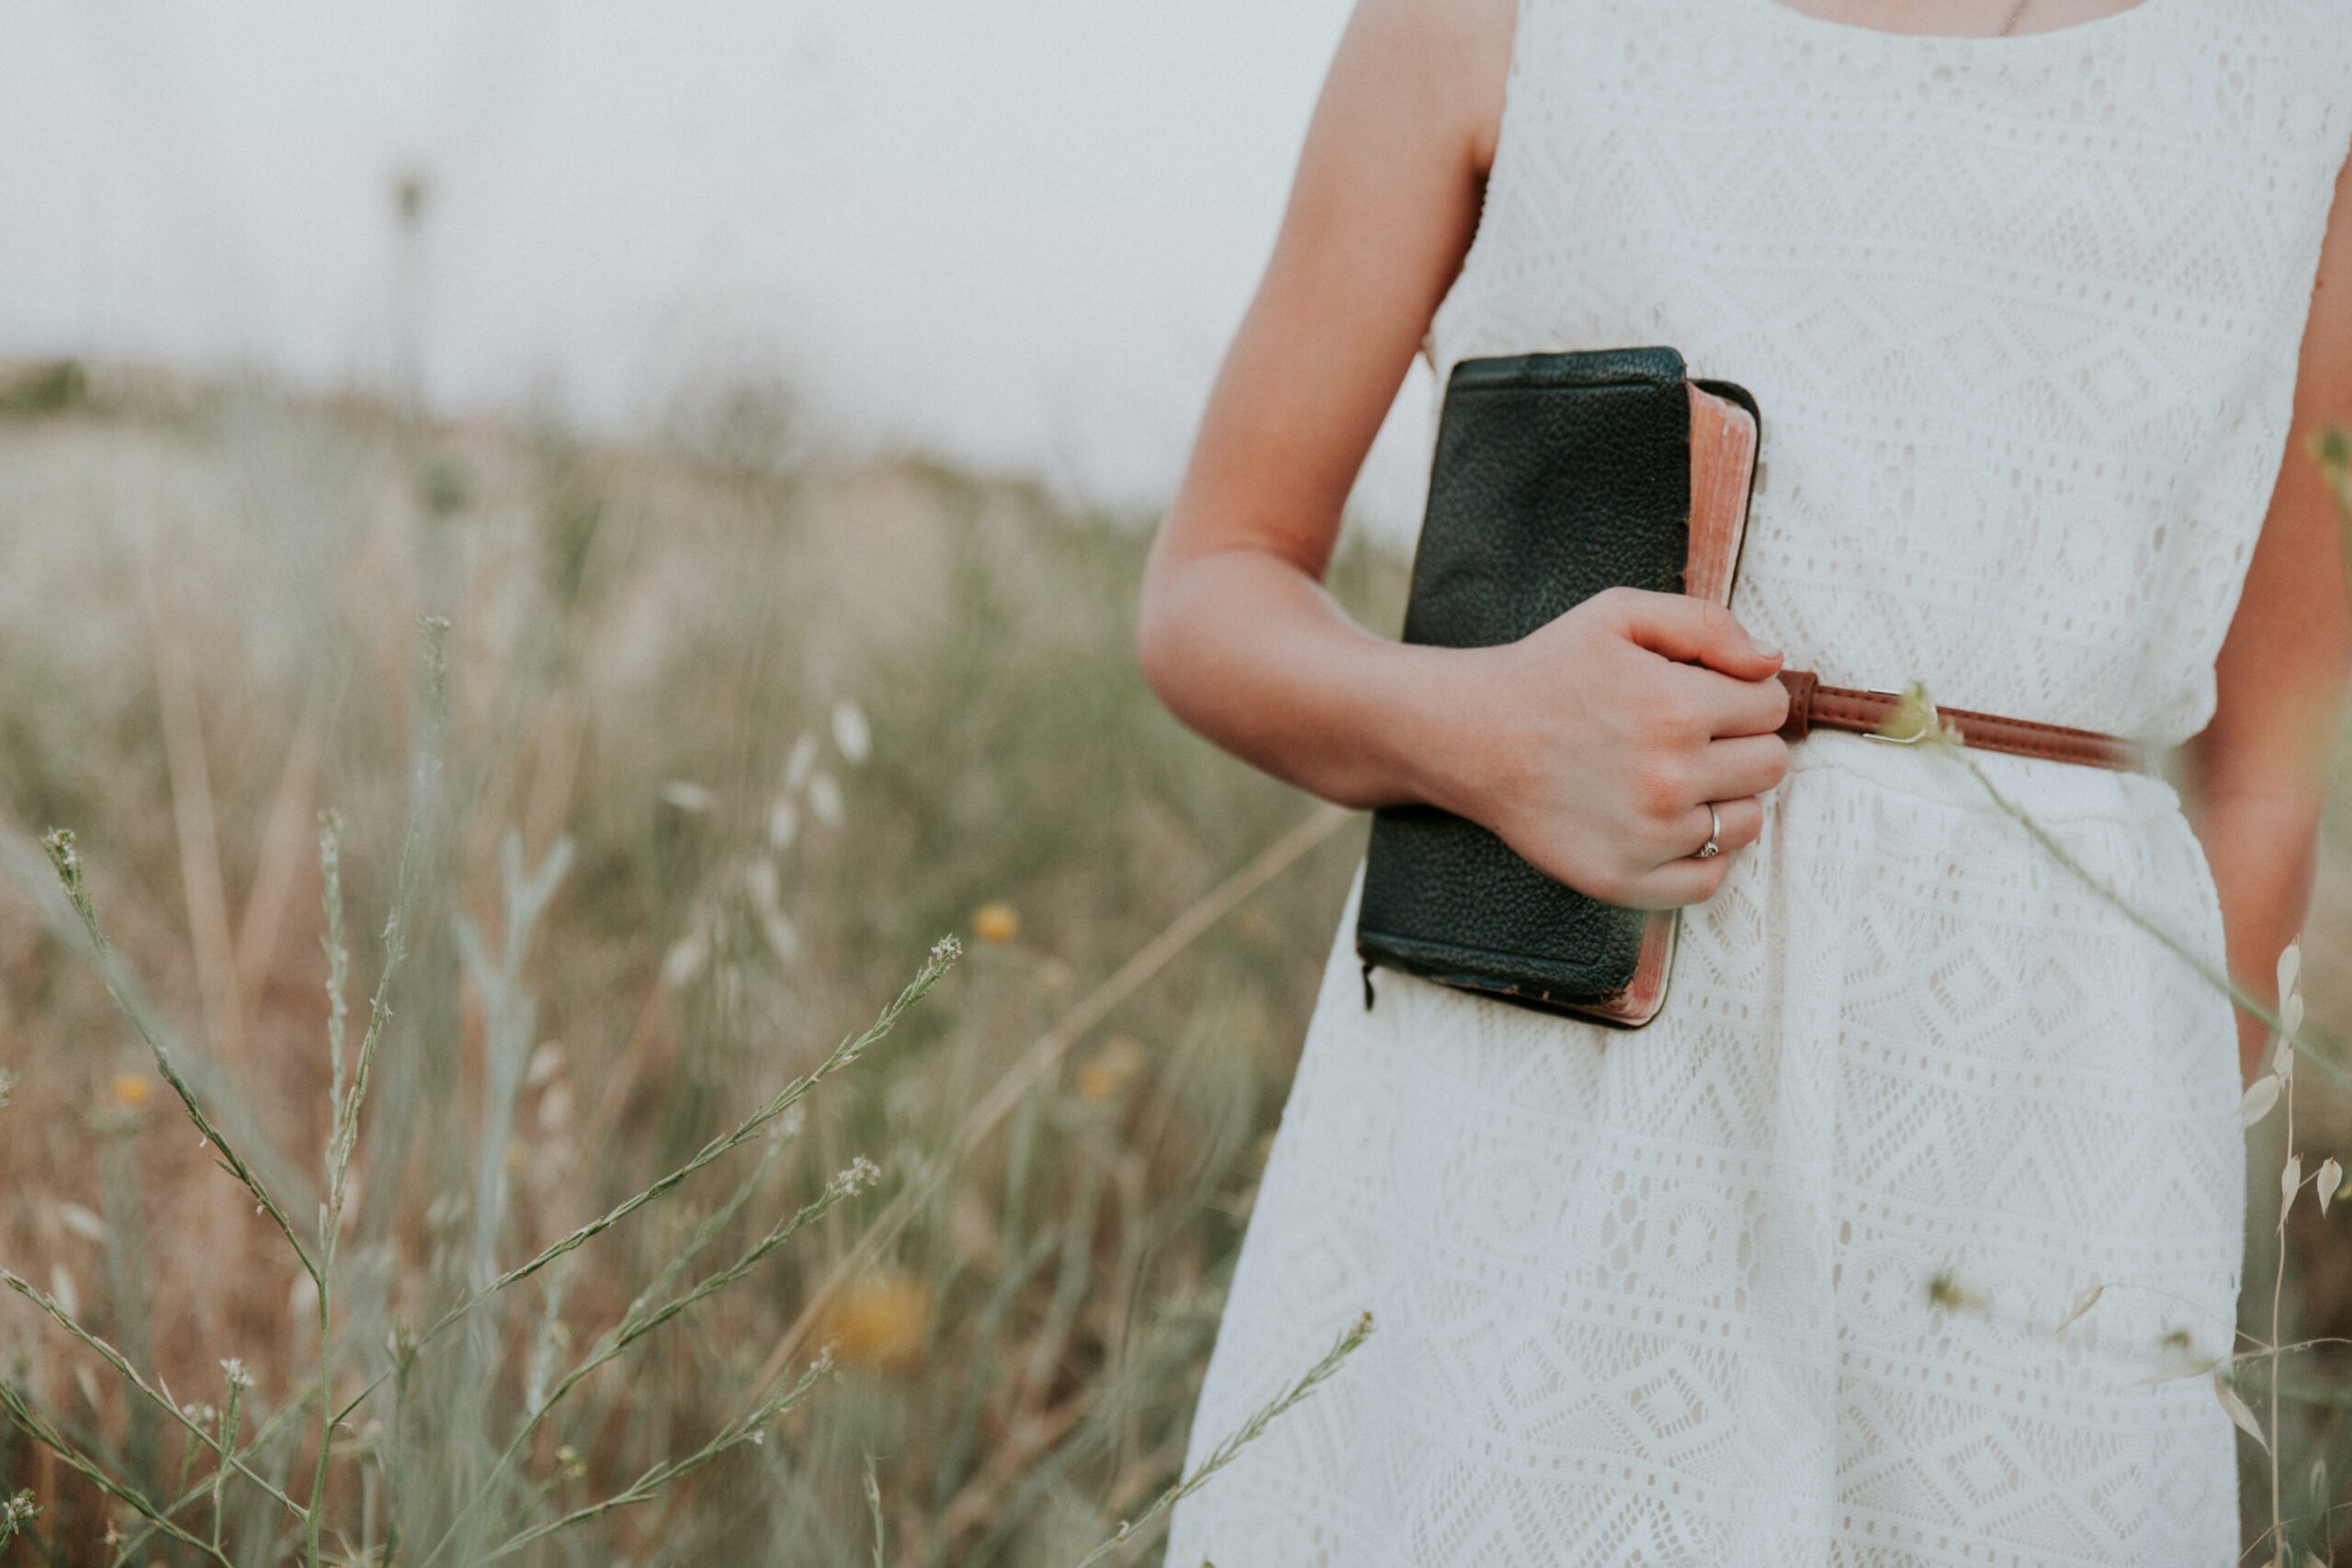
[1428,588,1792,909]
[1139,0,1797,912]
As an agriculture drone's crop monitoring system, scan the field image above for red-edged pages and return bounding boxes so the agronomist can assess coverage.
[1608,384,1760,1023]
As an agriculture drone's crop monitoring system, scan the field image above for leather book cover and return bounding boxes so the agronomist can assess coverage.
[1354,345,1760,1028]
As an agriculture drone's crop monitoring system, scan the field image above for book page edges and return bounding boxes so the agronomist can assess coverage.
[1605,386,1757,1024]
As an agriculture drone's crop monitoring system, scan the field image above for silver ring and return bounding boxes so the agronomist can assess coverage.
[1695,802,1723,860]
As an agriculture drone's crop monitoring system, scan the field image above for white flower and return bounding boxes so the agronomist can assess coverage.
[2319,1156,2343,1217]
[660,781,717,814]
[831,699,872,764]
[220,1358,254,1391]
[526,1043,566,1088]
[808,772,844,829]
[831,1156,882,1198]
[762,913,802,964]
[746,857,783,914]
[662,929,711,989]
[784,732,820,794]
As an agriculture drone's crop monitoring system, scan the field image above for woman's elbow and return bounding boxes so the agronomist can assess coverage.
[1133,554,1193,714]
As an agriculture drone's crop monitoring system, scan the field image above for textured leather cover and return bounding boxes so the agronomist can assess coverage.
[1355,346,1758,1028]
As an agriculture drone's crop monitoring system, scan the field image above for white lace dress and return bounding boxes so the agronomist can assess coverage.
[1164,2,2352,1563]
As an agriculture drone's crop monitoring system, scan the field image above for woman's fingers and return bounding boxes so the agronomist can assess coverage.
[1607,589,1782,681]
[1663,659,1792,739]
[1619,794,1766,908]
[1676,792,1763,860]
[1695,730,1792,803]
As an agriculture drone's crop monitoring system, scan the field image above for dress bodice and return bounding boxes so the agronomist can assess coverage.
[1425,0,2352,749]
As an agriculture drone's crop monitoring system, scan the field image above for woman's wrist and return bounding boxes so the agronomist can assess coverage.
[1356,639,1509,822]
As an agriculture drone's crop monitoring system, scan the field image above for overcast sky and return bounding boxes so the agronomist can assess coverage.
[0,0,1437,537]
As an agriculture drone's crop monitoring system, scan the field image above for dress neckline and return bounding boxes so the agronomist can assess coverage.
[1746,0,2173,47]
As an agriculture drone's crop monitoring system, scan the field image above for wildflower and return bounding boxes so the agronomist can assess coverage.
[831,699,873,764]
[2322,1157,2344,1216]
[831,1156,883,1199]
[2242,1073,2282,1129]
[662,927,711,989]
[929,935,964,968]
[555,1443,586,1479]
[808,772,844,828]
[1075,1034,1148,1103]
[660,781,717,814]
[784,732,820,794]
[41,828,77,880]
[746,857,783,912]
[971,902,1021,945]
[1874,681,1966,748]
[220,1359,254,1390]
[0,1490,38,1542]
[742,860,802,962]
[816,1267,932,1372]
[108,1070,153,1110]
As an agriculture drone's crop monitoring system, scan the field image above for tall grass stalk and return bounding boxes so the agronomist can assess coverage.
[1,617,968,1561]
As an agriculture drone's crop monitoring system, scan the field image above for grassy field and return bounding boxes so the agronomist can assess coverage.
[0,364,1399,1565]
[5,363,2352,1564]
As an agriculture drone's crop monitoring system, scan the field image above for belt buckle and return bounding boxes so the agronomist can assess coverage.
[1860,685,1941,747]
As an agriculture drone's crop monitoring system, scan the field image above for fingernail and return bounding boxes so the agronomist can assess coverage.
[1754,640,1780,660]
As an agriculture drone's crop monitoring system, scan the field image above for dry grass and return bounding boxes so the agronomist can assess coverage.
[0,364,1397,1565]
[8,361,2352,1564]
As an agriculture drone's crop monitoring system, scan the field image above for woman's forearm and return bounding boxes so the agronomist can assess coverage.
[2185,786,2325,1082]
[1135,547,1478,815]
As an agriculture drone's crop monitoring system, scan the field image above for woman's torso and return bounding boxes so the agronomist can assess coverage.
[1426,0,2352,751]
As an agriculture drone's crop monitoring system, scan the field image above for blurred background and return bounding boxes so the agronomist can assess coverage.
[1,5,2349,1566]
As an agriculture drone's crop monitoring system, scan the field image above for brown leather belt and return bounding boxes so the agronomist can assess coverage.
[1773,669,2149,773]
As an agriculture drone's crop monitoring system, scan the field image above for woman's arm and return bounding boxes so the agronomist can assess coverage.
[2181,149,2352,1086]
[1136,0,1792,911]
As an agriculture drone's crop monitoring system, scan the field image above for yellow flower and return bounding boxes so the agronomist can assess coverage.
[818,1268,932,1372]
[108,1072,153,1110]
[971,902,1022,945]
[1875,681,1963,747]
[1075,1034,1148,1102]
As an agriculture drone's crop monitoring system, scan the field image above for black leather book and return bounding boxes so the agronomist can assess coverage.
[1354,345,1760,1028]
